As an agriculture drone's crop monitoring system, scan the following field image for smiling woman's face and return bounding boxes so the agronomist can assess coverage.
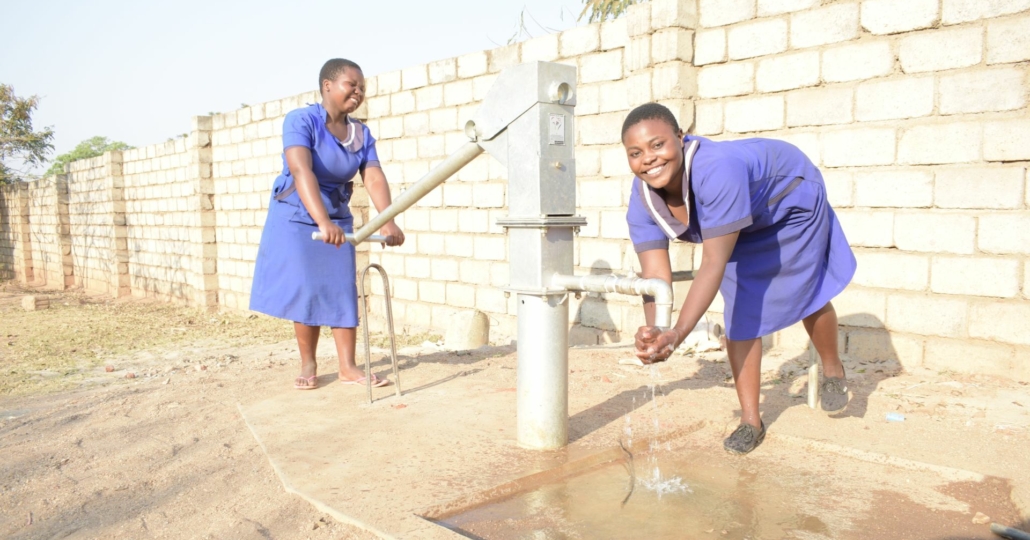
[323,67,365,115]
[623,118,683,191]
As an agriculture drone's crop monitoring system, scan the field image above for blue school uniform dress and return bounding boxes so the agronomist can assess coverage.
[627,135,856,341]
[249,103,380,327]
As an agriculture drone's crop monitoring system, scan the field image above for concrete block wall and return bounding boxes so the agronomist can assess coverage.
[26,177,72,289]
[691,0,1030,379]
[120,119,216,306]
[67,154,119,295]
[0,183,32,283]
[1,0,1027,380]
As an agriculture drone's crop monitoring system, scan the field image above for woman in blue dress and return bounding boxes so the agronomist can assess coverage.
[623,103,856,454]
[250,58,404,390]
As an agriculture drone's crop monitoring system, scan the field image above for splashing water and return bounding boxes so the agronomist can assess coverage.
[636,364,691,498]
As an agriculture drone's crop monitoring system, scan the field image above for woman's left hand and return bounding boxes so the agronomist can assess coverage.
[379,221,405,247]
[634,326,683,364]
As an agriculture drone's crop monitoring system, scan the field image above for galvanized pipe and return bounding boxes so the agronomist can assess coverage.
[350,142,484,243]
[516,293,569,449]
[552,273,675,328]
[310,232,388,243]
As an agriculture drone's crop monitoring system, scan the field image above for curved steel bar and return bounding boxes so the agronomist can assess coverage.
[551,273,675,328]
[359,263,402,403]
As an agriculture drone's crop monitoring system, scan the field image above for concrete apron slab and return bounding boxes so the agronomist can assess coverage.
[237,361,665,539]
[239,347,1030,537]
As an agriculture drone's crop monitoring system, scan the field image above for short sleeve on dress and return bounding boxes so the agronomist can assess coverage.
[628,180,671,253]
[694,157,754,239]
[360,125,380,172]
[282,109,315,150]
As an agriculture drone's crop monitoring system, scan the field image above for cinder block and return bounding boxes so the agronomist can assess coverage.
[21,295,49,311]
[943,0,1030,25]
[886,293,967,338]
[758,0,819,16]
[931,256,1021,298]
[853,169,933,208]
[428,108,458,133]
[444,80,474,107]
[756,51,820,92]
[580,179,625,207]
[601,18,629,51]
[728,18,788,60]
[694,101,723,135]
[472,183,505,208]
[581,50,624,83]
[836,209,894,248]
[855,76,934,121]
[821,128,896,167]
[651,0,698,28]
[652,62,696,100]
[969,301,1030,346]
[898,122,981,165]
[560,25,601,57]
[402,65,428,90]
[403,113,430,137]
[418,233,445,256]
[894,212,976,254]
[600,145,630,177]
[378,71,402,94]
[625,36,652,73]
[899,27,982,73]
[445,235,474,258]
[579,239,624,270]
[861,0,938,35]
[489,44,521,73]
[700,0,756,27]
[652,28,694,63]
[940,67,1026,115]
[430,258,459,281]
[984,119,1030,162]
[923,338,1015,378]
[694,29,726,66]
[445,283,477,308]
[391,92,416,115]
[473,236,506,261]
[724,95,784,133]
[790,3,860,49]
[986,15,1030,64]
[786,87,853,127]
[600,210,631,239]
[429,208,459,232]
[521,34,559,62]
[472,74,498,101]
[935,166,1025,209]
[833,287,887,328]
[414,85,443,112]
[698,62,754,98]
[428,59,457,85]
[815,169,848,207]
[419,281,446,304]
[626,71,653,106]
[578,113,626,146]
[626,1,652,37]
[979,214,1030,255]
[853,251,929,291]
[822,41,895,83]
[457,52,488,79]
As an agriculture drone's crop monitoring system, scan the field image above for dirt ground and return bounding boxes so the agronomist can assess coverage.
[2,283,1029,539]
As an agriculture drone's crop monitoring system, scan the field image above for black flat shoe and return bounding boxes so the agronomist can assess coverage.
[723,421,766,455]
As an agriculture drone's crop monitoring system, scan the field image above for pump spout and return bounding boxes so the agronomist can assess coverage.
[551,273,674,328]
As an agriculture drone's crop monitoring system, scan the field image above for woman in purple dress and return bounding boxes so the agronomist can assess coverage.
[623,103,856,454]
[250,59,404,390]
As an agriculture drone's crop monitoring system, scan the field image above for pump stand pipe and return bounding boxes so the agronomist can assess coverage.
[551,273,674,329]
[349,142,484,244]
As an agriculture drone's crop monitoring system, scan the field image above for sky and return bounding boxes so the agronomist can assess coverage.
[0,0,584,172]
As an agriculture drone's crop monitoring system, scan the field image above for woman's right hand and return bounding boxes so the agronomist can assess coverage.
[635,326,682,364]
[317,221,346,248]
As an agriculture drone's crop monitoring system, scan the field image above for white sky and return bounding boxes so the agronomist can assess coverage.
[0,0,584,170]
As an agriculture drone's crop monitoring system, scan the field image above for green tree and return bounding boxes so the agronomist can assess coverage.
[580,0,643,22]
[45,136,132,176]
[1,84,55,184]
